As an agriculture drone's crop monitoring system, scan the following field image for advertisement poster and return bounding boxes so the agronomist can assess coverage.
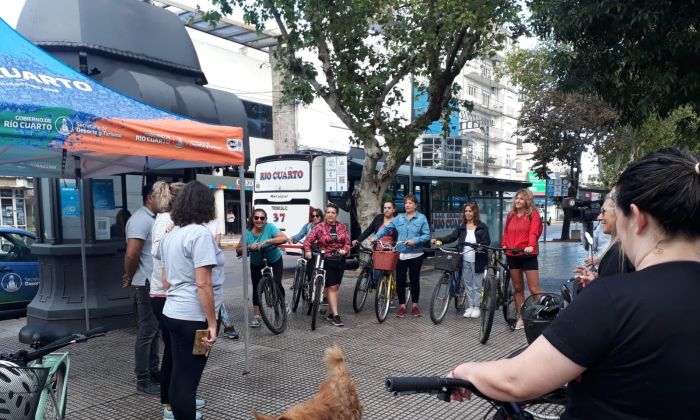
[92,179,116,210]
[60,182,80,218]
[432,212,462,231]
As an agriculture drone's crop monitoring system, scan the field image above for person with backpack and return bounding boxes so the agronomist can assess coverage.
[501,188,542,330]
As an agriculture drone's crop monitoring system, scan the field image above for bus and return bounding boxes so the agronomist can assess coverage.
[253,153,352,253]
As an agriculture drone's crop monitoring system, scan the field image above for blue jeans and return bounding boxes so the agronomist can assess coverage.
[134,282,160,380]
[219,305,232,327]
[461,262,485,307]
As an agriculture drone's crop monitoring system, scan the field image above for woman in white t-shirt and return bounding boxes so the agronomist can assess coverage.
[149,181,185,417]
[160,181,224,420]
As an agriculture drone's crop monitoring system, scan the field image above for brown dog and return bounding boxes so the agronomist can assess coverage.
[253,346,363,420]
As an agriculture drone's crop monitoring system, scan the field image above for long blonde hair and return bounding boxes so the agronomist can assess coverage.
[510,188,535,216]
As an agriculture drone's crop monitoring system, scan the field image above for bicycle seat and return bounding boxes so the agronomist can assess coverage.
[19,323,72,349]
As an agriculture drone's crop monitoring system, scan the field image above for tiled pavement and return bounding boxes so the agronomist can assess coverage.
[0,239,586,419]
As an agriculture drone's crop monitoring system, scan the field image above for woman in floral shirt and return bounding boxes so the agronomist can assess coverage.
[303,203,351,327]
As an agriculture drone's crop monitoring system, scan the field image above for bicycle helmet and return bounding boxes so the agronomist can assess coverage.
[521,293,564,344]
[0,360,46,419]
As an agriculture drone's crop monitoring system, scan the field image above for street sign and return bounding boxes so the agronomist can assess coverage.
[527,172,546,194]
[552,179,570,197]
[324,156,348,192]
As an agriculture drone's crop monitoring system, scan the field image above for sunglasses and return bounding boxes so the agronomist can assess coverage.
[254,216,266,221]
[600,208,614,216]
[313,214,323,218]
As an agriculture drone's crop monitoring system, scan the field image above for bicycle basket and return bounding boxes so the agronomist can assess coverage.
[522,293,564,344]
[372,250,399,271]
[432,250,461,272]
[0,364,49,420]
[358,250,372,267]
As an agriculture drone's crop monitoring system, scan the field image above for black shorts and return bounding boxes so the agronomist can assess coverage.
[507,255,539,271]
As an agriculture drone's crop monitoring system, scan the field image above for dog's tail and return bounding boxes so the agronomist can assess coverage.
[325,345,349,380]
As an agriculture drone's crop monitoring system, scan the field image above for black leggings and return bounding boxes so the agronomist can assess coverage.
[251,258,284,307]
[150,297,170,405]
[162,315,216,420]
[396,256,424,305]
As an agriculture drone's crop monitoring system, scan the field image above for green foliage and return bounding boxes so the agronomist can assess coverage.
[599,106,700,186]
[204,0,523,225]
[516,89,618,186]
[498,42,570,103]
[527,0,700,126]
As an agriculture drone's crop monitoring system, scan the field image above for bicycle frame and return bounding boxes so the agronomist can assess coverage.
[33,352,71,420]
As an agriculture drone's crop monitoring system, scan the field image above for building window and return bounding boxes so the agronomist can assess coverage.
[0,188,28,229]
[241,100,273,140]
[482,92,490,107]
[517,139,524,150]
[480,65,491,79]
[467,85,477,97]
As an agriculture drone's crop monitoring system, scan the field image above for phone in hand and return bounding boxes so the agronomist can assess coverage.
[192,329,208,356]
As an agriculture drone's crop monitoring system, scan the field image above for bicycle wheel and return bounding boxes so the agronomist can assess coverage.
[353,268,372,313]
[310,273,324,331]
[502,270,518,330]
[429,272,451,324]
[479,268,498,344]
[291,261,306,312]
[374,273,391,323]
[257,275,287,334]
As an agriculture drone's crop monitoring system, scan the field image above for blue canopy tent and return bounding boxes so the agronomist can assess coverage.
[0,18,254,371]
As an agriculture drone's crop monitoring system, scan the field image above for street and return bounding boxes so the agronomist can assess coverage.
[0,238,588,419]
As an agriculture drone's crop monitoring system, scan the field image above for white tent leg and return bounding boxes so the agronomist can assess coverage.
[238,165,250,375]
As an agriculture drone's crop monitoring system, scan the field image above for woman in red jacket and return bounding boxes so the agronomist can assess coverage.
[501,188,542,330]
[303,203,351,327]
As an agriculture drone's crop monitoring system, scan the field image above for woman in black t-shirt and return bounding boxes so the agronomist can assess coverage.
[446,149,700,419]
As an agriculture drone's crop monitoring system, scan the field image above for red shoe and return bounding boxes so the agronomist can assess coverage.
[396,306,407,318]
[412,306,422,317]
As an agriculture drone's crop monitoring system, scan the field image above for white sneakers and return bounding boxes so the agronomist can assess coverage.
[250,315,262,328]
[515,318,525,330]
[463,306,481,318]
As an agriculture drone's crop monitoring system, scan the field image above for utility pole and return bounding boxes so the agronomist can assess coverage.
[409,75,415,193]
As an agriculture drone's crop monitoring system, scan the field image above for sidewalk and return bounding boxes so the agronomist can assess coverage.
[0,241,587,419]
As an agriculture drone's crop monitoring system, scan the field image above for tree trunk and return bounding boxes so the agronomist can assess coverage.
[560,208,572,240]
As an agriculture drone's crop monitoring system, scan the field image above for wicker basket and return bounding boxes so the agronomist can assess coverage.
[358,250,373,267]
[372,250,399,271]
[432,250,461,272]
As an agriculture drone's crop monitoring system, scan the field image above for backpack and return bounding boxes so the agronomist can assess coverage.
[506,211,543,240]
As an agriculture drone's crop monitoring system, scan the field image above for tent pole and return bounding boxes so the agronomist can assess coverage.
[238,165,250,375]
[75,156,90,331]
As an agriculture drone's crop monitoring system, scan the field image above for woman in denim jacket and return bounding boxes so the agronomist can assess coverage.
[375,195,431,318]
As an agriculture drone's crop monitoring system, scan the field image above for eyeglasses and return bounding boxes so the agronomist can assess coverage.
[600,208,614,216]
[313,214,322,218]
[253,216,266,221]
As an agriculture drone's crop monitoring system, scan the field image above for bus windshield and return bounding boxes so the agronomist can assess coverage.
[254,160,311,192]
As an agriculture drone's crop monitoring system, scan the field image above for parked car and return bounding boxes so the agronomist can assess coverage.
[0,227,39,319]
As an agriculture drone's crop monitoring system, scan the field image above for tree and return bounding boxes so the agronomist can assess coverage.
[599,106,700,186]
[527,0,700,127]
[205,0,523,228]
[516,89,618,239]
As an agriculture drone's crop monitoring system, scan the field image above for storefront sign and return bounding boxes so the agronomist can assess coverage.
[432,212,462,230]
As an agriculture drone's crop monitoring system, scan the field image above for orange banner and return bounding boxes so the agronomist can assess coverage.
[63,118,244,165]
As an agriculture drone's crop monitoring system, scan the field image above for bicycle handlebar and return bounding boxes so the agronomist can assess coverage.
[1,326,108,366]
[386,376,539,419]
[463,242,525,254]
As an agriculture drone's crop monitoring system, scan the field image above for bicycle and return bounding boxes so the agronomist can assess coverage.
[385,375,566,419]
[307,249,338,331]
[463,243,524,344]
[428,244,469,324]
[0,326,106,419]
[352,244,375,313]
[373,240,409,323]
[246,246,287,334]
